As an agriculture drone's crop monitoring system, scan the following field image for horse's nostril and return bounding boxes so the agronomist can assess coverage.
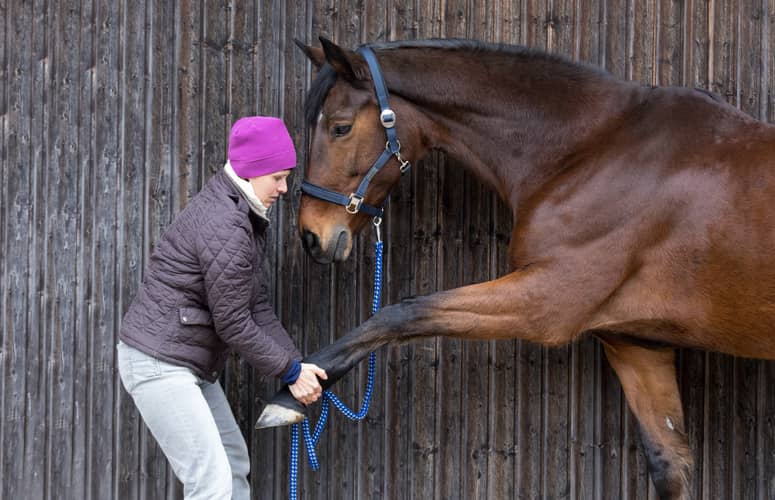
[301,230,319,252]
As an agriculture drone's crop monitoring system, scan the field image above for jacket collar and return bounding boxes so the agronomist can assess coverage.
[223,162,270,221]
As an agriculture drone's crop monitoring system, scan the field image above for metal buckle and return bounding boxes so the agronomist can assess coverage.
[380,108,396,128]
[346,194,363,214]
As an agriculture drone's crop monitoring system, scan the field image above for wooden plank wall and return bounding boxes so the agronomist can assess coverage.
[1,0,774,498]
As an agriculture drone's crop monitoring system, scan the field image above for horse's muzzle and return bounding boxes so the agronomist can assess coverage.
[301,228,350,263]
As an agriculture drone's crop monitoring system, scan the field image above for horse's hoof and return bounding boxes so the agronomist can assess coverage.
[254,403,306,429]
[254,388,306,429]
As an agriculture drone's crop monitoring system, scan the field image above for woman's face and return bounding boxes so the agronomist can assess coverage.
[248,169,292,207]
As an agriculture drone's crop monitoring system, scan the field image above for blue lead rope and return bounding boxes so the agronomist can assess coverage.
[288,228,384,499]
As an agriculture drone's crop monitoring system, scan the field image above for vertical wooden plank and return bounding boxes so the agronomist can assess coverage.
[767,0,774,123]
[596,354,625,500]
[176,0,204,206]
[148,0,176,241]
[116,0,143,499]
[686,0,711,90]
[201,0,229,180]
[90,0,125,496]
[602,0,628,77]
[577,0,602,65]
[229,0,257,122]
[657,0,684,86]
[23,0,48,497]
[705,353,734,499]
[710,0,740,104]
[0,0,7,489]
[2,1,33,498]
[46,0,82,497]
[628,0,656,84]
[677,348,707,500]
[514,336,543,500]
[74,2,96,498]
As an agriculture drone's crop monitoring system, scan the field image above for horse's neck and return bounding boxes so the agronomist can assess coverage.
[383,48,644,203]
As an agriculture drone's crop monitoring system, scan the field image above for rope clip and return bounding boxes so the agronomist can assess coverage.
[373,216,382,242]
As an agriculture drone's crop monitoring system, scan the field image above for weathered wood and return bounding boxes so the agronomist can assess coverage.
[3,1,775,498]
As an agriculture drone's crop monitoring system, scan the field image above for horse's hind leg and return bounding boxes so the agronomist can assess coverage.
[598,334,692,500]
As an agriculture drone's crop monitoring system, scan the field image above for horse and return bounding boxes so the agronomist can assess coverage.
[256,37,775,499]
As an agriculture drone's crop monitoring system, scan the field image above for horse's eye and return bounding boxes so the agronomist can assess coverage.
[332,124,352,137]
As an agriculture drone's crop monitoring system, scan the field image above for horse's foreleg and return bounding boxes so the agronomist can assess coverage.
[256,267,597,428]
[598,334,692,500]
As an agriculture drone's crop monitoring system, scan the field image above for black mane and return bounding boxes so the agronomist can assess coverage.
[303,38,612,126]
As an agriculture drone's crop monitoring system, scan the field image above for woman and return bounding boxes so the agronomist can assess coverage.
[117,116,326,500]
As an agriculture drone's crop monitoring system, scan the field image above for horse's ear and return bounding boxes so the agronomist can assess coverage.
[318,36,370,85]
[294,38,326,68]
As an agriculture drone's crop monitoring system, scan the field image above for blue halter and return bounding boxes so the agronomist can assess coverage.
[300,47,410,218]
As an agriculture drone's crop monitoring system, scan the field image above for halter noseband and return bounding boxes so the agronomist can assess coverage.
[300,47,410,219]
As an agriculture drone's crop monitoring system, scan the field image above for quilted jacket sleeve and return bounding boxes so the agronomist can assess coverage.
[195,212,293,378]
[252,288,303,361]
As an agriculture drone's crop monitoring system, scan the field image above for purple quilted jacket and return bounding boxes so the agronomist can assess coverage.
[119,170,301,382]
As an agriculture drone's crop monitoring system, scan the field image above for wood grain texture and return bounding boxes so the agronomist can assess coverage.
[2,1,775,498]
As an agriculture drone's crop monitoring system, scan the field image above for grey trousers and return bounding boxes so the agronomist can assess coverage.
[117,342,251,500]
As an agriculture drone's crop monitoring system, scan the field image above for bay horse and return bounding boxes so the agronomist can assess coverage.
[257,37,775,499]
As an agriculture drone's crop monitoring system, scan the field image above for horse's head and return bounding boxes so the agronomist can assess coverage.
[296,38,427,263]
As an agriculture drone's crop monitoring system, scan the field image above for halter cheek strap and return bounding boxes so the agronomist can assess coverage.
[300,46,411,218]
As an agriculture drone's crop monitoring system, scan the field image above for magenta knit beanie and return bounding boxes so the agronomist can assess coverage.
[228,116,297,178]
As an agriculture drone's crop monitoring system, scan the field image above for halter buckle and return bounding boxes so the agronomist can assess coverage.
[380,108,396,128]
[346,194,364,214]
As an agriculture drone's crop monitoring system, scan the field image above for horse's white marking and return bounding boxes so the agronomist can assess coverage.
[317,112,324,124]
[666,416,675,431]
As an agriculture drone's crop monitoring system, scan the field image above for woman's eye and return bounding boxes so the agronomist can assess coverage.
[332,124,352,137]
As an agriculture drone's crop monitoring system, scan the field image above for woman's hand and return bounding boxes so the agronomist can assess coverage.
[288,363,328,405]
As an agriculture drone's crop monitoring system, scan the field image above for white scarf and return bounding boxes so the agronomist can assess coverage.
[224,161,270,221]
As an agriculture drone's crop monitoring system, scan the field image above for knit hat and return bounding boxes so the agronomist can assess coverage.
[228,116,297,178]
